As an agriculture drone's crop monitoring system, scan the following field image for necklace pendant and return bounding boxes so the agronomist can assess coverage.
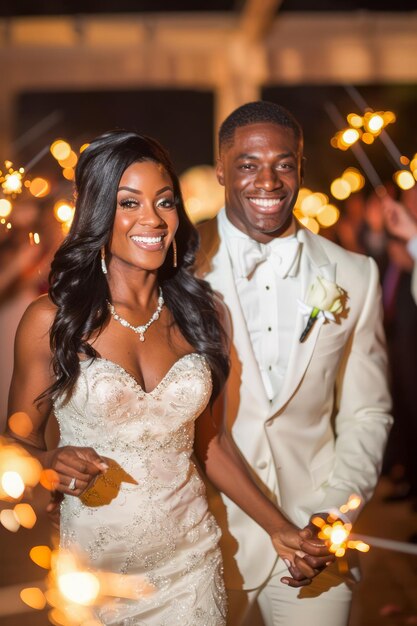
[106,287,164,341]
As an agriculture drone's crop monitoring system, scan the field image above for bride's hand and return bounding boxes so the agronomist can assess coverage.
[270,521,333,587]
[44,445,109,498]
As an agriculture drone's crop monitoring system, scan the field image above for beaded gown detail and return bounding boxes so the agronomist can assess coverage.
[54,353,226,625]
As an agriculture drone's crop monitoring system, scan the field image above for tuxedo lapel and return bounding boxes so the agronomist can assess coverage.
[200,219,270,415]
[271,229,336,415]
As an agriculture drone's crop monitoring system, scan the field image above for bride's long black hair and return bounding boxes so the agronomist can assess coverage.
[41,130,229,403]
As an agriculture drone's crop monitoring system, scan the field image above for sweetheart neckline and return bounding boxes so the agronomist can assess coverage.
[80,352,206,395]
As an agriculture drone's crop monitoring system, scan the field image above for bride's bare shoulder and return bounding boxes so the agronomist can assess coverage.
[16,294,57,349]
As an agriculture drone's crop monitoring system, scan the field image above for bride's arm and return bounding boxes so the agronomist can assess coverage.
[5,295,108,501]
[194,298,334,587]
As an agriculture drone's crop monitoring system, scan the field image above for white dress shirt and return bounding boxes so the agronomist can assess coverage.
[218,209,302,400]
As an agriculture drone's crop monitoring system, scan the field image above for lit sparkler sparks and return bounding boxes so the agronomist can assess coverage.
[0,435,42,506]
[311,494,370,558]
[20,547,156,624]
[0,165,24,196]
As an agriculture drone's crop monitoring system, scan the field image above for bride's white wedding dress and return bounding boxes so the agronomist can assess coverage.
[54,353,226,625]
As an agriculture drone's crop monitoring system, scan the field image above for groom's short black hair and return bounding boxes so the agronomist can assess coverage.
[219,100,303,153]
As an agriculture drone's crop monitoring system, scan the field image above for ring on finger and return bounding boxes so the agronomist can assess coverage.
[68,477,77,491]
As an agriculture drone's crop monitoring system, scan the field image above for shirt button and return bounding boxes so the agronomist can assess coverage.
[266,285,270,290]
[256,460,267,470]
[268,365,272,371]
[268,327,272,331]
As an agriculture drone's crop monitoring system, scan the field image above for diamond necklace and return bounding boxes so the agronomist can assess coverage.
[107,288,164,342]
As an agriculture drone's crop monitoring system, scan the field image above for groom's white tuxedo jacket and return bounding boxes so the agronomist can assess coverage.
[197,215,392,591]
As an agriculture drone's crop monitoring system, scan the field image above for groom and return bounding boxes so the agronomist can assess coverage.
[197,101,392,626]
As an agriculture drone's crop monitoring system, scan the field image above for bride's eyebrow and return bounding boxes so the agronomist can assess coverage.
[118,186,142,194]
[117,185,173,195]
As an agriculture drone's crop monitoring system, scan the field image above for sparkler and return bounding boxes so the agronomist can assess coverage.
[312,493,417,560]
[344,85,406,170]
[311,494,369,558]
[350,534,417,557]
[325,102,387,197]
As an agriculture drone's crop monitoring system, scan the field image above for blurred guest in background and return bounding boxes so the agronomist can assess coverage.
[0,199,62,425]
[381,193,417,511]
[383,194,417,305]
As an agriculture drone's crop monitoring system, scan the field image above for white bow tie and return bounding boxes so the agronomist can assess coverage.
[231,237,300,279]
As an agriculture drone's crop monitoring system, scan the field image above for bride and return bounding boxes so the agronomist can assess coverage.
[6,131,326,625]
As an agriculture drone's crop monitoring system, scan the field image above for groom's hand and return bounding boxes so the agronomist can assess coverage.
[298,511,337,571]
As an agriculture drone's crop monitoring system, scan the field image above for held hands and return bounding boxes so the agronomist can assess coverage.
[44,446,109,518]
[270,516,335,588]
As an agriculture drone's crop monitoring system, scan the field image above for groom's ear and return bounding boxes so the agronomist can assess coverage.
[216,158,225,187]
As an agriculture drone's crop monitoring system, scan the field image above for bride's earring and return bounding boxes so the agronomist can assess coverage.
[101,247,108,275]
[172,238,177,268]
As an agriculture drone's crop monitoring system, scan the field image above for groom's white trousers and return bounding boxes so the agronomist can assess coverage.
[227,560,352,626]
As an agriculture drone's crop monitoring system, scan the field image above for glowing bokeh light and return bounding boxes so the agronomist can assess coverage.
[300,193,327,216]
[50,140,71,161]
[39,468,59,491]
[341,167,365,193]
[317,204,340,228]
[29,232,41,245]
[341,128,360,146]
[347,113,363,129]
[394,170,415,190]
[362,132,375,145]
[330,524,350,546]
[2,172,23,194]
[29,177,50,198]
[62,167,75,181]
[0,508,20,532]
[383,111,396,125]
[54,201,74,223]
[30,545,52,570]
[8,412,33,438]
[180,165,224,223]
[367,114,384,133]
[58,572,100,606]
[48,607,70,626]
[14,503,37,528]
[297,216,320,234]
[58,150,78,169]
[330,178,351,200]
[80,143,90,153]
[296,188,312,205]
[0,198,12,217]
[1,470,25,498]
[20,587,47,610]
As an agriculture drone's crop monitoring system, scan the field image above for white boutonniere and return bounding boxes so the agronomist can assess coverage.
[299,276,345,342]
